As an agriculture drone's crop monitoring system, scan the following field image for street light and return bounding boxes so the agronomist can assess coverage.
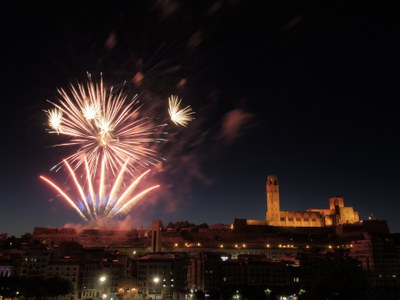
[153,277,160,300]
[99,275,107,300]
[233,290,241,300]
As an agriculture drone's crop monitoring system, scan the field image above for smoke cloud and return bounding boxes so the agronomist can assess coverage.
[220,109,253,143]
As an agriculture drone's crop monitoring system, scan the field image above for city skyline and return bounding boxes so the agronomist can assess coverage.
[1,4,400,236]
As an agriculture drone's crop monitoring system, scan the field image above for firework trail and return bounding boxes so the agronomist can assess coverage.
[40,157,160,221]
[45,76,167,177]
[168,95,195,127]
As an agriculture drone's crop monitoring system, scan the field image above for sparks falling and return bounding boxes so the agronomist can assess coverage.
[40,157,160,221]
[45,76,167,176]
[168,95,195,127]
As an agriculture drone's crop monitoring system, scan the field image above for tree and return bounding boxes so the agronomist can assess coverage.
[242,286,268,300]
[46,277,73,297]
[0,276,18,298]
[4,277,74,299]
[193,289,205,300]
[20,232,33,242]
[208,288,221,300]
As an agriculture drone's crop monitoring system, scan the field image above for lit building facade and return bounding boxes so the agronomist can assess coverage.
[263,175,360,227]
[0,264,12,277]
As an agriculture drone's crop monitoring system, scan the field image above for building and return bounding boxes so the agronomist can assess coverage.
[33,227,148,248]
[0,261,12,277]
[349,233,400,288]
[137,253,187,299]
[47,260,80,299]
[151,220,162,253]
[78,247,106,299]
[188,252,225,293]
[248,175,360,227]
[18,246,51,278]
[222,255,293,288]
[102,251,130,297]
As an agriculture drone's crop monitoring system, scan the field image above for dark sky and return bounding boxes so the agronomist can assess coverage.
[1,3,399,236]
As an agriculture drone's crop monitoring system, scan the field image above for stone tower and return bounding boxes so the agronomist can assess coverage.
[266,175,280,224]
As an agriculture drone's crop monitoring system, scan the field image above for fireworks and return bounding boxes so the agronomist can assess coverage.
[168,95,195,127]
[45,76,167,176]
[40,156,160,221]
[42,76,197,223]
[46,108,63,134]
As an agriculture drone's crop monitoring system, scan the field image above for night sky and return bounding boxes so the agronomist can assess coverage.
[1,3,399,236]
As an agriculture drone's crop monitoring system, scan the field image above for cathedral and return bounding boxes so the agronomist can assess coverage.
[248,175,360,227]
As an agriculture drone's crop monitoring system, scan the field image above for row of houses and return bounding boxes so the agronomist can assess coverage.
[0,220,399,299]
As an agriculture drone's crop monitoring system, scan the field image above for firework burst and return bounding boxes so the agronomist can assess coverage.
[168,95,195,127]
[46,108,63,134]
[45,76,167,177]
[40,156,160,221]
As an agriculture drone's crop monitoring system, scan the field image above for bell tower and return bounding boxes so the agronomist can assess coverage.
[266,175,280,223]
